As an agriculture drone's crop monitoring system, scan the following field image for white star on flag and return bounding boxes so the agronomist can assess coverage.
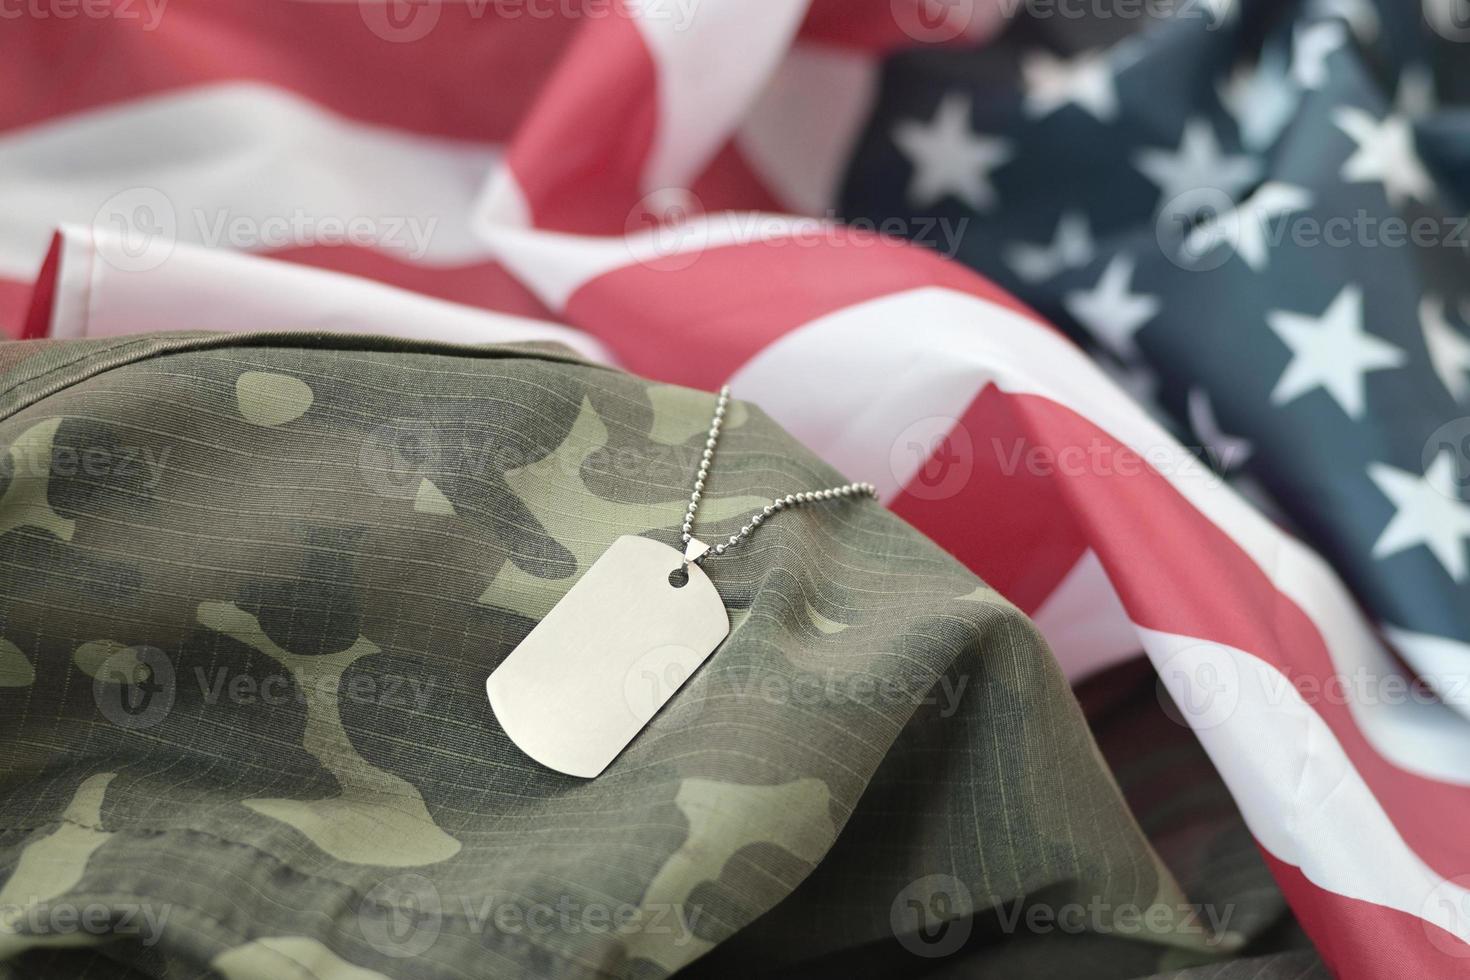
[1022,48,1121,122]
[1199,0,1239,27]
[1064,254,1160,358]
[893,93,1012,210]
[1219,47,1299,152]
[1266,284,1407,418]
[1184,182,1313,271]
[1369,452,1470,581]
[1004,212,1096,283]
[1309,0,1380,42]
[1395,63,1436,118]
[1134,118,1261,208]
[1334,107,1436,206]
[1292,21,1347,89]
[1420,296,1470,402]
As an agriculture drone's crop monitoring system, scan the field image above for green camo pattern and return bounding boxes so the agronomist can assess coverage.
[0,333,1315,978]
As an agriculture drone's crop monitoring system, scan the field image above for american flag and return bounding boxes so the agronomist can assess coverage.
[6,1,1470,975]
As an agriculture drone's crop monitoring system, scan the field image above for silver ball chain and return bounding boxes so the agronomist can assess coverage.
[679,385,877,565]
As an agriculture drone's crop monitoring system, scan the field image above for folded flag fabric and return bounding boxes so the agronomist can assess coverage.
[844,0,1470,720]
[5,1,1470,977]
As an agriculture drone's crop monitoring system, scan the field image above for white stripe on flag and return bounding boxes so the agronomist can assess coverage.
[0,82,501,279]
[631,0,812,196]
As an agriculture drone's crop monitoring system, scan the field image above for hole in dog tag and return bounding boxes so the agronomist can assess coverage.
[486,535,729,778]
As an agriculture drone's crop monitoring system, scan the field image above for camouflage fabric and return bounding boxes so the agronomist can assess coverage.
[0,332,1316,978]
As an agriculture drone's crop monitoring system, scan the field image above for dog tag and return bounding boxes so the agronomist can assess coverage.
[486,535,729,778]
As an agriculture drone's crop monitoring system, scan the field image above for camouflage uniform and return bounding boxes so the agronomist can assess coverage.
[0,334,1319,978]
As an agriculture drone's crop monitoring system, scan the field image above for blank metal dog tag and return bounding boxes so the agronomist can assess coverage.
[486,535,729,778]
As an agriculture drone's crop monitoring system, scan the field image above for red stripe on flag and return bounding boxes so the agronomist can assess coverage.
[504,2,658,233]
[18,232,63,341]
[894,386,1470,884]
[0,276,33,340]
[801,0,1004,51]
[890,384,1092,613]
[0,2,575,139]
[1263,851,1470,977]
[565,235,1042,389]
[689,144,787,217]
